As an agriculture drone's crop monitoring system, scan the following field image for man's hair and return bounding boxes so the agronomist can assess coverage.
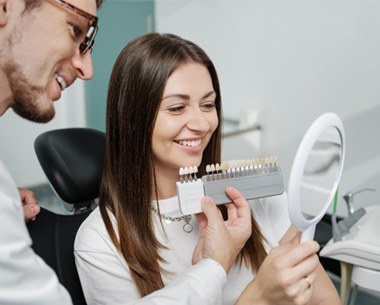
[24,0,103,10]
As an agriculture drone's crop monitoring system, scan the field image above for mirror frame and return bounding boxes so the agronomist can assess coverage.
[288,112,345,241]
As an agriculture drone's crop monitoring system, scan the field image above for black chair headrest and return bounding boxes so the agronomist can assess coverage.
[34,128,105,204]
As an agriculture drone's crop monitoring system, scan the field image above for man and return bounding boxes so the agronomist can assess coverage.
[0,0,102,304]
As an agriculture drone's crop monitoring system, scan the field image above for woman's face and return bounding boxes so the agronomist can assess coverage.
[152,62,218,179]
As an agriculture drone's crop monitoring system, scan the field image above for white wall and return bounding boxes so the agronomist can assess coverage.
[0,80,86,187]
[156,0,380,216]
[3,1,379,216]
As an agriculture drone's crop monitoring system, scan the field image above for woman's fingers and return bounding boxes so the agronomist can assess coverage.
[225,187,251,218]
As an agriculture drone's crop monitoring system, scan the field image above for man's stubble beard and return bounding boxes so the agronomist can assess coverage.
[4,60,55,123]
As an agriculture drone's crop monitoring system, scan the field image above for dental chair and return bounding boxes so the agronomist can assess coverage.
[27,128,105,305]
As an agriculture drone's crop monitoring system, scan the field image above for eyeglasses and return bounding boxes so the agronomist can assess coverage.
[47,0,99,54]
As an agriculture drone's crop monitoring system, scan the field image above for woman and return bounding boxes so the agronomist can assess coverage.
[74,33,341,305]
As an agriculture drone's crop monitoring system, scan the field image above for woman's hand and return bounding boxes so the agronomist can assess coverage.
[192,187,252,273]
[236,228,320,305]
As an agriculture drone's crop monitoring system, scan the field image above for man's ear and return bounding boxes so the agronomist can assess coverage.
[0,0,12,26]
[0,0,10,27]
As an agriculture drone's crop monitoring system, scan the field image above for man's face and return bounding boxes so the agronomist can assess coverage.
[2,0,98,122]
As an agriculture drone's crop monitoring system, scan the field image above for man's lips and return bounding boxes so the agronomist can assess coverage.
[55,74,68,90]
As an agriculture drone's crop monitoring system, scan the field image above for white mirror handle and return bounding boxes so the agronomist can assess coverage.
[300,224,316,243]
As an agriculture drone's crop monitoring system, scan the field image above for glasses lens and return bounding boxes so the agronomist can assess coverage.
[80,25,98,54]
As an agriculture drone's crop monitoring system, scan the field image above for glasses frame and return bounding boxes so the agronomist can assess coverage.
[47,0,99,54]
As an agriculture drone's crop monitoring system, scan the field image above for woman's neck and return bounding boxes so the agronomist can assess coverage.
[152,168,179,200]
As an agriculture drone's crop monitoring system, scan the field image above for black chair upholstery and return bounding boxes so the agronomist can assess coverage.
[27,128,105,305]
[27,209,92,305]
[315,214,342,277]
[33,128,105,205]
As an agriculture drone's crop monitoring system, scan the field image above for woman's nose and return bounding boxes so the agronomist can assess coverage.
[186,109,210,132]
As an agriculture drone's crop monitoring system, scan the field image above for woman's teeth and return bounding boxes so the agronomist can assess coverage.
[177,139,202,147]
[55,75,67,90]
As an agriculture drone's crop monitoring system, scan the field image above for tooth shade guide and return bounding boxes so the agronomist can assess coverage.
[177,156,284,215]
[179,156,278,183]
[179,165,199,182]
[207,156,279,178]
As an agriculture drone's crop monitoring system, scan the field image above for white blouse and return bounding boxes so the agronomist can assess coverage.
[74,194,290,305]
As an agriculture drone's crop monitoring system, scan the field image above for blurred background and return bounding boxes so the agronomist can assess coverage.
[1,0,379,219]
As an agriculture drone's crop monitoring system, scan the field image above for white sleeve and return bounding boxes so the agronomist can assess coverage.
[75,225,227,305]
[250,193,291,247]
[141,259,226,305]
[0,177,72,305]
[263,193,291,241]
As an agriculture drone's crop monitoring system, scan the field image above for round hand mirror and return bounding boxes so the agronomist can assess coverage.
[288,112,345,242]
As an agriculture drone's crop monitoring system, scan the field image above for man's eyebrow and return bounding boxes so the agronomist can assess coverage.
[162,91,216,101]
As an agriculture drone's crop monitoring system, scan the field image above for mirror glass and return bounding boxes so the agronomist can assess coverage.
[300,126,342,219]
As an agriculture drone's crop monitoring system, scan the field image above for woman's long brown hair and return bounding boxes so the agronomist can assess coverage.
[99,33,267,297]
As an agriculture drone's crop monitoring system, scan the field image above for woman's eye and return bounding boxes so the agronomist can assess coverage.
[202,102,216,110]
[168,105,186,113]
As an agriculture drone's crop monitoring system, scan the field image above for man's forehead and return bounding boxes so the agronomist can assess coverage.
[65,0,97,16]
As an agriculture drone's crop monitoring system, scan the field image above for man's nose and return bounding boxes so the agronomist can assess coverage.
[72,51,94,80]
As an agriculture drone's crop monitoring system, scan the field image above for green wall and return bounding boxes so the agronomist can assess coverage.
[86,0,154,130]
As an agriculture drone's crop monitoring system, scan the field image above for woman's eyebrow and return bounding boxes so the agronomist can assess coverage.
[162,93,190,101]
[203,91,216,99]
[162,91,216,101]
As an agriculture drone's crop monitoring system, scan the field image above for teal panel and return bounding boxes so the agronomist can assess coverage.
[86,0,154,130]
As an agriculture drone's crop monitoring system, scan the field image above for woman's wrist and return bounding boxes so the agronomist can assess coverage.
[235,279,269,305]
